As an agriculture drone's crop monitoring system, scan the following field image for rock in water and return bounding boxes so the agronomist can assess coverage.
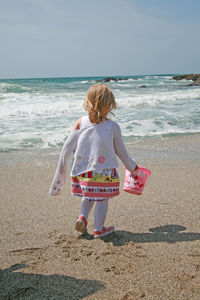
[96,77,129,82]
[172,73,200,85]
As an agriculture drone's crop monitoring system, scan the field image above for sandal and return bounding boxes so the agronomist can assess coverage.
[93,225,114,238]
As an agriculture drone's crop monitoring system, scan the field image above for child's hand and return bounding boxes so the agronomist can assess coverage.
[49,186,62,196]
[134,164,139,171]
[130,165,139,177]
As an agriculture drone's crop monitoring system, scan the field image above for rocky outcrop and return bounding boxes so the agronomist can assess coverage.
[173,73,200,86]
[187,77,200,86]
[95,77,130,82]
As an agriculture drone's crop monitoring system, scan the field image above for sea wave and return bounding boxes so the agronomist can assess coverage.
[116,88,200,108]
[0,92,85,118]
[1,87,199,119]
[120,119,200,138]
[0,74,200,151]
[0,82,32,93]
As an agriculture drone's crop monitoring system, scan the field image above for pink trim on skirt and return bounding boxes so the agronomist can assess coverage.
[71,168,120,201]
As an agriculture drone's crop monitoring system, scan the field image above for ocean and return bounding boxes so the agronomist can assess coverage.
[0,75,200,152]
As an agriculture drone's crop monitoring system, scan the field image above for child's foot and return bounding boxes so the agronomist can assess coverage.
[75,216,87,234]
[93,226,114,238]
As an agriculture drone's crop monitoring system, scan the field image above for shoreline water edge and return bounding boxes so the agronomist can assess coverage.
[0,133,200,166]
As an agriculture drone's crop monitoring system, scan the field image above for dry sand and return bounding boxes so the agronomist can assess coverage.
[0,134,200,299]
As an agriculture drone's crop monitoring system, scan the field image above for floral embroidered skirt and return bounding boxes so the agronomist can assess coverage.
[71,168,120,201]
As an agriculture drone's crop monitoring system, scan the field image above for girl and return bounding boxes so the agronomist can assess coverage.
[49,84,138,238]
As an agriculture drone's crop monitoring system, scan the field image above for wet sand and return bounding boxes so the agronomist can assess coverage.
[0,134,200,299]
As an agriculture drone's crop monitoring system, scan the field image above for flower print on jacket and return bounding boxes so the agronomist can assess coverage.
[98,156,105,164]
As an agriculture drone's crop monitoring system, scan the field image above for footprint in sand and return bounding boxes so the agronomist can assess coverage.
[9,247,45,255]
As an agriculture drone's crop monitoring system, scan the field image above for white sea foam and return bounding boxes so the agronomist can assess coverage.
[116,88,200,108]
[120,118,200,138]
[0,92,85,119]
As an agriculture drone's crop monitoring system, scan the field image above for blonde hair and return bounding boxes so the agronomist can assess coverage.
[84,84,117,124]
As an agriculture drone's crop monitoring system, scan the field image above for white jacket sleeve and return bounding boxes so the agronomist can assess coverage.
[49,130,79,195]
[113,123,136,172]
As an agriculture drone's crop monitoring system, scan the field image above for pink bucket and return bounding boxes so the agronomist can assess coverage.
[123,166,151,195]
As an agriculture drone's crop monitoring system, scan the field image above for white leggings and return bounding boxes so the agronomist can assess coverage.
[80,198,108,231]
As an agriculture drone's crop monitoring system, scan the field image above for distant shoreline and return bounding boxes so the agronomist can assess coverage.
[0,73,190,81]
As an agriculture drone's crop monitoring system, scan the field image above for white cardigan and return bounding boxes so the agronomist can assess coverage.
[49,116,136,195]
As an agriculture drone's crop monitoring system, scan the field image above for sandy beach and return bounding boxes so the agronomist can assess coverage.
[0,134,200,299]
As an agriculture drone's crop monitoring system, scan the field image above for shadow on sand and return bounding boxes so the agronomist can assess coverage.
[80,224,200,246]
[0,264,104,300]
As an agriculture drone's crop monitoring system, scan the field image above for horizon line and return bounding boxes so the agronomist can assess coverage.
[0,72,192,81]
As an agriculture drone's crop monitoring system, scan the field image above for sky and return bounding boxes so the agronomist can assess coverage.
[0,0,200,79]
